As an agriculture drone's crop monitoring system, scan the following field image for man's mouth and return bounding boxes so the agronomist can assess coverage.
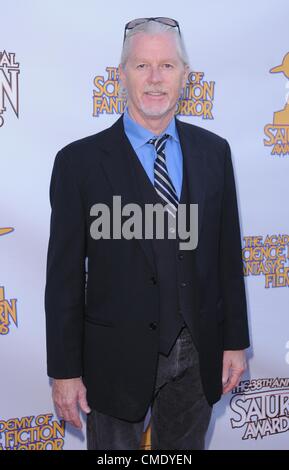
[145,92,166,96]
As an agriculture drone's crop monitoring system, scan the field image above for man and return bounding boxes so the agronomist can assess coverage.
[45,18,250,450]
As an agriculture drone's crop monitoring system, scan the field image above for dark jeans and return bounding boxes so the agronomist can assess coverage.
[86,326,212,450]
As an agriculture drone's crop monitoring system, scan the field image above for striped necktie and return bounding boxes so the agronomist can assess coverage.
[148,134,179,218]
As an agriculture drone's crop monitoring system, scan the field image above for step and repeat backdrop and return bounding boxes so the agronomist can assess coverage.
[1,0,289,450]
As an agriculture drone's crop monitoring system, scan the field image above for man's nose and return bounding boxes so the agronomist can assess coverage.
[148,67,162,83]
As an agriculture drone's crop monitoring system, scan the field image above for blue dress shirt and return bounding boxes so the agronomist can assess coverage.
[123,109,183,199]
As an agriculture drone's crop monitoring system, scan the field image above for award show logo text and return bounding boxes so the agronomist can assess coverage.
[93,67,214,119]
[0,414,65,450]
[230,378,289,440]
[0,51,20,128]
[0,286,17,335]
[0,228,17,335]
[243,234,289,288]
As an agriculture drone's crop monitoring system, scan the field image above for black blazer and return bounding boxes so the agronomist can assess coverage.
[45,115,250,421]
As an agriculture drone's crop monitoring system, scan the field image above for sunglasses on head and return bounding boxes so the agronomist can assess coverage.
[123,17,181,44]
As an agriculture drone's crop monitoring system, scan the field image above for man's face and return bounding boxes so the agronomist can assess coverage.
[119,32,188,123]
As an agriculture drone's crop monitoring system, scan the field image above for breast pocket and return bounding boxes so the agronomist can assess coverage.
[85,314,115,328]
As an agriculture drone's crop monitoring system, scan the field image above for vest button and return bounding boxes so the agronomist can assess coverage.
[149,322,157,330]
[180,282,187,288]
[150,276,157,285]
[178,253,184,260]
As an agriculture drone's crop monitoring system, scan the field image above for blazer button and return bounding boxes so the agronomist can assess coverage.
[149,322,157,330]
[150,276,157,285]
[180,282,187,288]
[178,253,184,260]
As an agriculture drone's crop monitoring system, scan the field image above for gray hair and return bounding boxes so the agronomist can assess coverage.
[118,20,190,98]
[120,20,190,68]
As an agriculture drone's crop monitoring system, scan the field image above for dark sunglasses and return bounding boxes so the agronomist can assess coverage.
[123,17,181,44]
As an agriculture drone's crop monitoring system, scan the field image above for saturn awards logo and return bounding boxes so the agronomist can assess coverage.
[230,378,289,440]
[264,52,289,156]
[0,51,20,128]
[92,67,215,119]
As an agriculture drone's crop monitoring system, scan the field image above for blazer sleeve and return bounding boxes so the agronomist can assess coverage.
[45,148,86,378]
[219,140,250,350]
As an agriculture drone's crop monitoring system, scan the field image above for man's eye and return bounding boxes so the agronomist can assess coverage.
[163,64,173,69]
[137,64,146,69]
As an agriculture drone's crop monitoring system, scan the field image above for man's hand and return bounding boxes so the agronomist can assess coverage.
[222,350,247,394]
[52,377,91,429]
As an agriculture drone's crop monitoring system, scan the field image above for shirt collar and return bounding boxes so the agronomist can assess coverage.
[123,108,179,151]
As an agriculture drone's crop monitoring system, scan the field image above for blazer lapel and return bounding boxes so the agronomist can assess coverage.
[98,116,156,272]
[176,119,207,243]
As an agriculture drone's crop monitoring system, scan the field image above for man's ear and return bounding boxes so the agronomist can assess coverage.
[118,63,126,86]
